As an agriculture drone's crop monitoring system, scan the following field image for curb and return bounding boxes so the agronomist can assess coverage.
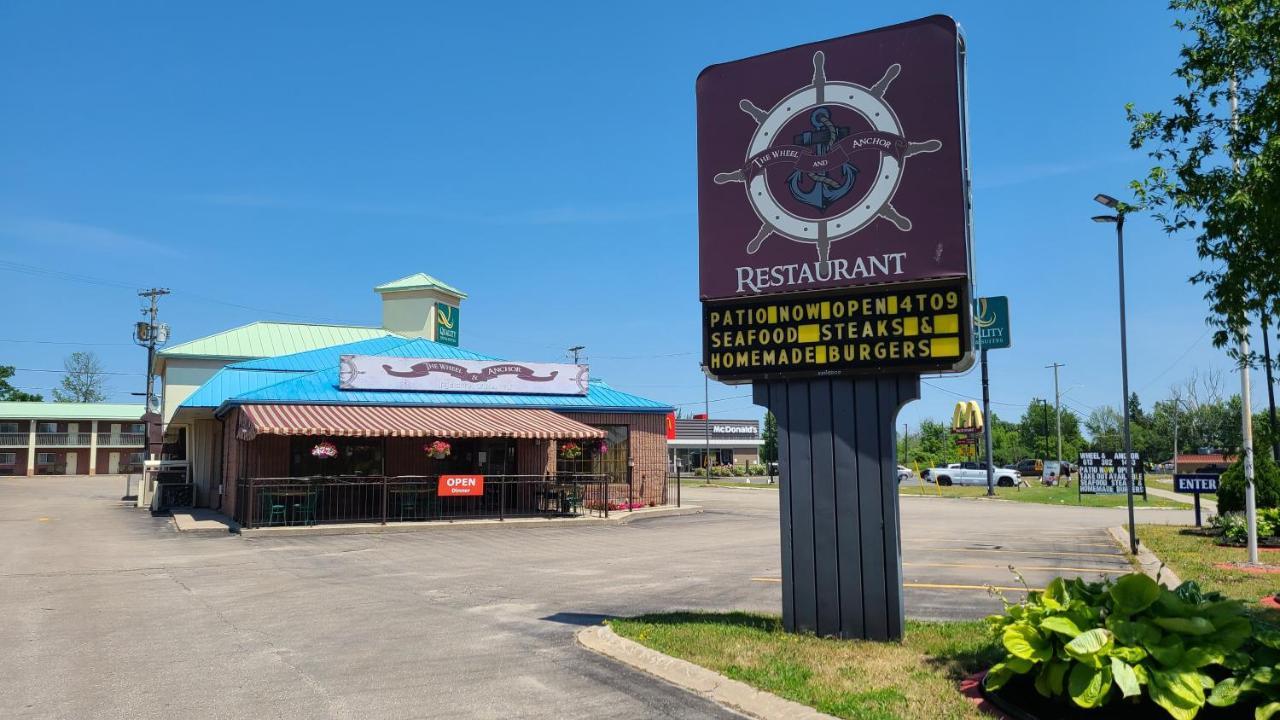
[1108,526,1182,588]
[577,624,835,720]
[237,505,702,537]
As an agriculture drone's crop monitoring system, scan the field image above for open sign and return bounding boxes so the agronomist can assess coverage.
[438,475,484,497]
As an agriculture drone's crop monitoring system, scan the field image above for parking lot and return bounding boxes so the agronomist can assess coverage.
[0,476,1193,719]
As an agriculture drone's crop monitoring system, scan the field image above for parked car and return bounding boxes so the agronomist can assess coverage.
[1014,459,1043,477]
[897,465,913,482]
[926,462,1021,487]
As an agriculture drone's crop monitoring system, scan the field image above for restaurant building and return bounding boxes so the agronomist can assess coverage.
[0,402,145,476]
[162,274,674,526]
[668,417,763,471]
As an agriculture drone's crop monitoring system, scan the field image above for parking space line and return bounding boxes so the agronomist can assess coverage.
[903,561,1127,574]
[750,577,1034,593]
[906,582,1030,592]
[924,547,1125,559]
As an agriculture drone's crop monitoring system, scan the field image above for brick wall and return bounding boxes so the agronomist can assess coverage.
[561,412,669,505]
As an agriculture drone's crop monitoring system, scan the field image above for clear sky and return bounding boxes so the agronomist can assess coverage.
[0,2,1260,433]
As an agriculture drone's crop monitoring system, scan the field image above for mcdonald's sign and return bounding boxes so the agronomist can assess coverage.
[951,400,983,433]
[665,412,677,440]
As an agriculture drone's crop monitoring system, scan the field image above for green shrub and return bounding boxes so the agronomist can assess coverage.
[709,464,734,478]
[1217,454,1280,513]
[692,468,706,477]
[984,573,1257,718]
[1217,508,1280,544]
[746,463,766,475]
[730,465,746,477]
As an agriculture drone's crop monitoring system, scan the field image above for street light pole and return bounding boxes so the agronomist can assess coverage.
[1094,195,1138,555]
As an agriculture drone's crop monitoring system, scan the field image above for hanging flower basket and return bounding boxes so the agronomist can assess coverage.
[425,440,452,459]
[560,442,582,459]
[597,441,609,454]
[311,441,338,459]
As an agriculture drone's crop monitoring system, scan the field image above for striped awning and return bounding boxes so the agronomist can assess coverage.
[234,404,606,441]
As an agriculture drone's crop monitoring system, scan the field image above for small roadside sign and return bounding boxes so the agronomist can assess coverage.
[974,296,1010,351]
[1173,473,1220,494]
[1173,472,1219,527]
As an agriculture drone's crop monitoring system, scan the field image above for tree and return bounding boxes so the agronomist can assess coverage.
[1085,406,1125,452]
[1017,399,1085,460]
[52,352,107,403]
[1128,0,1280,361]
[761,411,778,464]
[0,365,41,401]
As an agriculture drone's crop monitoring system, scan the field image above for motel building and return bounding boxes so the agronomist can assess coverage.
[0,402,146,476]
[156,273,674,526]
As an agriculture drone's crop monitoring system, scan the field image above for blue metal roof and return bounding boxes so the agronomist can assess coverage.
[218,367,671,414]
[181,367,306,408]
[192,335,670,414]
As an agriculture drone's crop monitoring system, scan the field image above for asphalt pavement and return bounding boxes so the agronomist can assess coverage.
[0,475,1198,719]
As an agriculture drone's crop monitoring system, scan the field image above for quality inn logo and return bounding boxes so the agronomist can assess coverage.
[714,51,942,264]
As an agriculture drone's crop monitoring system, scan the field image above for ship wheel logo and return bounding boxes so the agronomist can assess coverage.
[713,51,942,263]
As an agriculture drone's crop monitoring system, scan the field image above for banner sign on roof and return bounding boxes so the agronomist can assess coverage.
[339,355,589,396]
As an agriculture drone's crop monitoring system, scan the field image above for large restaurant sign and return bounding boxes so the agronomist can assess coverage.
[339,355,589,395]
[698,17,972,642]
[697,15,972,381]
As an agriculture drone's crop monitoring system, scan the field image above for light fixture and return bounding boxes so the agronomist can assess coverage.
[1094,193,1119,208]
[1092,215,1118,223]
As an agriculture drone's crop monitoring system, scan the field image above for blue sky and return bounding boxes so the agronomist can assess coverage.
[0,2,1257,432]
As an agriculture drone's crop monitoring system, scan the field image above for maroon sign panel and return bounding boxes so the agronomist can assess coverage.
[697,15,969,301]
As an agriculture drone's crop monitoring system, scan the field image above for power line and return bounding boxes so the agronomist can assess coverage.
[0,338,136,347]
[672,393,752,407]
[1135,326,1213,395]
[14,367,143,376]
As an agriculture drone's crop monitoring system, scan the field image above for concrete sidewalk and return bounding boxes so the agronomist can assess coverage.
[1145,486,1218,514]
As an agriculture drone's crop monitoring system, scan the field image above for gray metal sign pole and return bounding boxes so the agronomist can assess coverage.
[753,374,920,641]
[982,349,995,495]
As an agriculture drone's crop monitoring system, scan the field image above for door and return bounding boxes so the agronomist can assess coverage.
[108,452,120,474]
[65,452,78,475]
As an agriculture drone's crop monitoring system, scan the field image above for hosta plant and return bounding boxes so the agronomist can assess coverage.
[984,572,1253,719]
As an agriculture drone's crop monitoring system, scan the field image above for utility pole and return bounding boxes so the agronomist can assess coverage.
[1172,393,1180,477]
[568,345,585,365]
[135,288,170,464]
[1046,363,1065,468]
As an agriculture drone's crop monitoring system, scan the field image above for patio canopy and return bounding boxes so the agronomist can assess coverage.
[234,403,606,441]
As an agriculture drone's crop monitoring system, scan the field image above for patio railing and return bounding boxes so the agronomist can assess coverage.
[235,474,619,529]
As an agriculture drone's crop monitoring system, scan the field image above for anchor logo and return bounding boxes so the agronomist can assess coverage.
[786,108,858,211]
[714,51,942,263]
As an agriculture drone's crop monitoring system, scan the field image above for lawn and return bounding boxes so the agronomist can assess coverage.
[609,612,998,720]
[1136,524,1280,610]
[897,482,1184,508]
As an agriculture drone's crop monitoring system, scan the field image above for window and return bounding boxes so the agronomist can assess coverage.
[289,437,385,477]
[0,423,17,434]
[37,422,58,434]
[37,453,57,465]
[557,425,629,483]
[0,453,14,465]
[128,423,146,434]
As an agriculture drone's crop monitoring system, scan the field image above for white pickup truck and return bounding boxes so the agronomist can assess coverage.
[923,462,1021,487]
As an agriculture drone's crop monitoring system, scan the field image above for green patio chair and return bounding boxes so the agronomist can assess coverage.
[292,490,319,526]
[260,493,287,527]
[396,490,422,521]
